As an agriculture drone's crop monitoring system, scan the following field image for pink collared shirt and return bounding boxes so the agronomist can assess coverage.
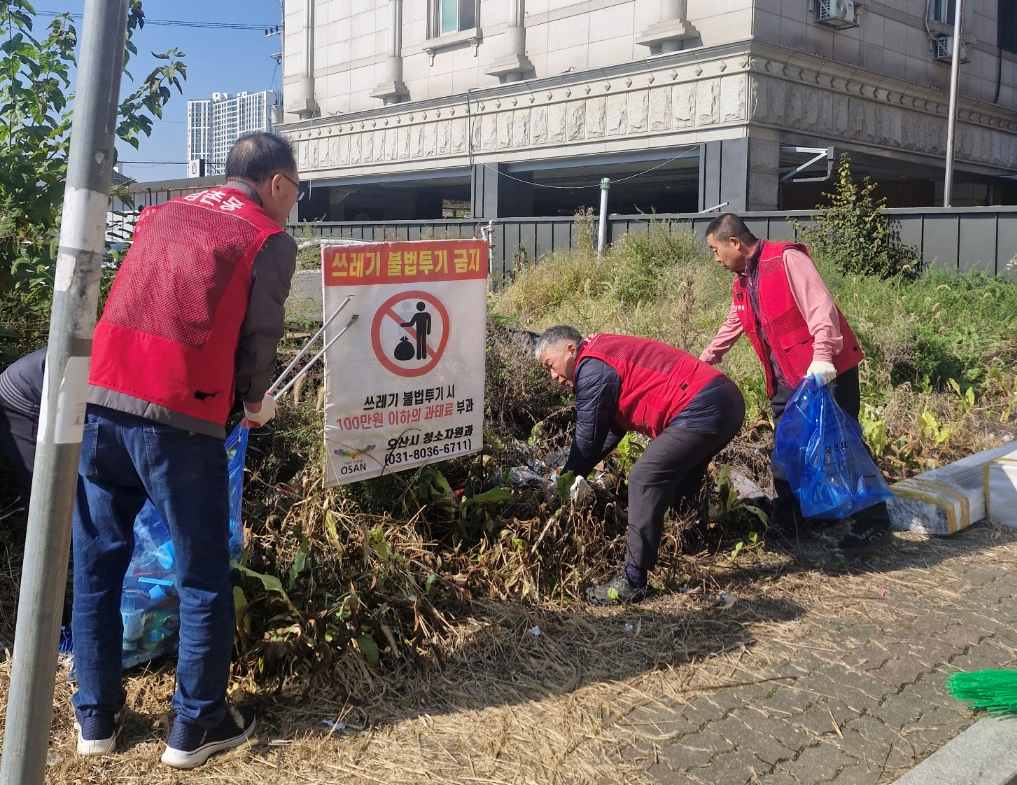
[700,248,843,366]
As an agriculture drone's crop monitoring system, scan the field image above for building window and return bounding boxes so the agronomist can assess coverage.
[1001,0,1017,53]
[433,0,475,36]
[929,0,955,24]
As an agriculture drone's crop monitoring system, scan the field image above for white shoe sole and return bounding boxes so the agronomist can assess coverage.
[160,718,255,769]
[75,721,119,756]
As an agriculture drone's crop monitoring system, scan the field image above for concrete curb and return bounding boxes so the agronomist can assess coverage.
[891,716,1017,785]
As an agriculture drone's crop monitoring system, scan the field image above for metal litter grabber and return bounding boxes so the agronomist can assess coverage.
[267,295,359,400]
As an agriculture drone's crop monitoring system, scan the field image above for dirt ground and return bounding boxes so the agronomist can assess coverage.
[3,522,1016,785]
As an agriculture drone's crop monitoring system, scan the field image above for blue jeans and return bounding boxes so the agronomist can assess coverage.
[72,406,232,727]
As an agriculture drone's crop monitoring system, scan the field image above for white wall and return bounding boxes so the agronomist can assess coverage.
[284,0,755,117]
[753,0,1017,110]
[283,0,1017,117]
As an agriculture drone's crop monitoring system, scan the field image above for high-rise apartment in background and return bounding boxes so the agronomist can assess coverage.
[186,99,211,168]
[186,90,277,175]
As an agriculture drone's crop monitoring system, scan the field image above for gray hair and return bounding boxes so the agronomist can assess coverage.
[225,131,297,184]
[534,324,583,360]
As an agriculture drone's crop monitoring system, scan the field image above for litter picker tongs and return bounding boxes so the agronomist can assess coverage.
[266,295,358,399]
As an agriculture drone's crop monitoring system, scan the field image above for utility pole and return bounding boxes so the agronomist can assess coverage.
[597,178,610,259]
[943,0,963,207]
[266,4,284,126]
[0,2,129,784]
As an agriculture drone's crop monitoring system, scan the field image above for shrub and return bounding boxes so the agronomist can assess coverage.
[606,222,711,307]
[797,156,921,281]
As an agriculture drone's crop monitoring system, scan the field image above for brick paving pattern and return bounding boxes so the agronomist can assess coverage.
[615,527,1017,785]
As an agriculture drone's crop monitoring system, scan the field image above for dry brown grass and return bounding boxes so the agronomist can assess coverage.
[5,524,1017,784]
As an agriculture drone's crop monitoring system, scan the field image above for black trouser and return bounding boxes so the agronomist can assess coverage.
[0,404,36,498]
[626,378,745,570]
[770,367,889,527]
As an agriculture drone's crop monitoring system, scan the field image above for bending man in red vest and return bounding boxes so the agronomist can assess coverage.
[699,212,891,552]
[536,327,745,604]
[72,132,299,768]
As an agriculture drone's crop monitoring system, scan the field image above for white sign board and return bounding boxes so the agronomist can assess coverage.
[321,239,487,486]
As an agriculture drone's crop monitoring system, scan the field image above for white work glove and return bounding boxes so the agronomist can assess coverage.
[242,393,276,428]
[806,360,837,387]
[569,475,595,507]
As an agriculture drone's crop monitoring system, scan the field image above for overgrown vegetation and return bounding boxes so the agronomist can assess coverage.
[2,160,1015,707]
[210,214,1016,695]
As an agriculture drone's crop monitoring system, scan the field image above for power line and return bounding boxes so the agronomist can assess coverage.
[479,146,700,190]
[462,87,693,191]
[36,11,275,31]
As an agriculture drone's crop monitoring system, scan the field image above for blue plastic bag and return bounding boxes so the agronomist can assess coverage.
[772,378,892,520]
[66,425,249,668]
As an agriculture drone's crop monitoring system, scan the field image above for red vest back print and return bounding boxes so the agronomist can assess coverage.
[89,187,284,426]
[575,333,723,438]
[732,241,863,397]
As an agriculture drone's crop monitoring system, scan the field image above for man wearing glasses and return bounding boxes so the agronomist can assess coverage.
[73,132,299,768]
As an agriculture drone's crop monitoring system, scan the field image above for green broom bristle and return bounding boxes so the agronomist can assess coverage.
[948,669,1017,715]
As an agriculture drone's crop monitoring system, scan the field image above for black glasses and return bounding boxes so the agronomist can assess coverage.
[278,172,304,201]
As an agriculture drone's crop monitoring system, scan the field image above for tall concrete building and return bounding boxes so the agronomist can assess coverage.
[280,1,1017,220]
[187,90,278,174]
[186,99,212,165]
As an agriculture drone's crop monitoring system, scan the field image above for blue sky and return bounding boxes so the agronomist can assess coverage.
[35,1,283,182]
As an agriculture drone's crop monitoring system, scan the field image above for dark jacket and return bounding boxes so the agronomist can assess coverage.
[0,348,45,417]
[563,359,625,477]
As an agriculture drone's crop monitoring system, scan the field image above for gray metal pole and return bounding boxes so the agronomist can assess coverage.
[943,0,963,207]
[597,177,610,259]
[0,2,129,784]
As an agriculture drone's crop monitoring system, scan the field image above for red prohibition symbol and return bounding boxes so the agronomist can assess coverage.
[370,290,450,377]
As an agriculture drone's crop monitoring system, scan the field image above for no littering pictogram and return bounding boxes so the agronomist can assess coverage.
[370,290,450,377]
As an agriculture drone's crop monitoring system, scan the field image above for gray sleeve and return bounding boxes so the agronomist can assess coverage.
[234,232,297,404]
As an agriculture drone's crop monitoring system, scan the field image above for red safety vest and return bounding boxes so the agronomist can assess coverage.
[575,333,723,438]
[732,241,863,397]
[90,187,284,427]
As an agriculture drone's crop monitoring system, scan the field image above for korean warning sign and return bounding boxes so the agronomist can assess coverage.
[321,239,487,486]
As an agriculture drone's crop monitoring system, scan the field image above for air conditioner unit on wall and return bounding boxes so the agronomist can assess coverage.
[933,34,970,63]
[816,0,858,30]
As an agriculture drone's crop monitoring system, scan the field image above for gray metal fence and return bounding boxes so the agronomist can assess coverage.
[290,207,1017,284]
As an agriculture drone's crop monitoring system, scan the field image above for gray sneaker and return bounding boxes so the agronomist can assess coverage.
[585,573,648,606]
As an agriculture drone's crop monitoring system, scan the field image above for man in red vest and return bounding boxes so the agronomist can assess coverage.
[72,132,299,768]
[536,326,745,604]
[699,212,891,552]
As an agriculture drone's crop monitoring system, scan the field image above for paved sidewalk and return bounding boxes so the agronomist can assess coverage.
[615,525,1017,785]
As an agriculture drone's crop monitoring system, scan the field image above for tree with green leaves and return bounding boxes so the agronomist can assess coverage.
[798,155,921,282]
[0,0,186,310]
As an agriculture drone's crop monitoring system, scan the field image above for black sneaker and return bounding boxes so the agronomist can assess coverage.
[585,573,648,606]
[161,705,256,769]
[838,508,892,554]
[75,711,122,756]
[764,494,804,541]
